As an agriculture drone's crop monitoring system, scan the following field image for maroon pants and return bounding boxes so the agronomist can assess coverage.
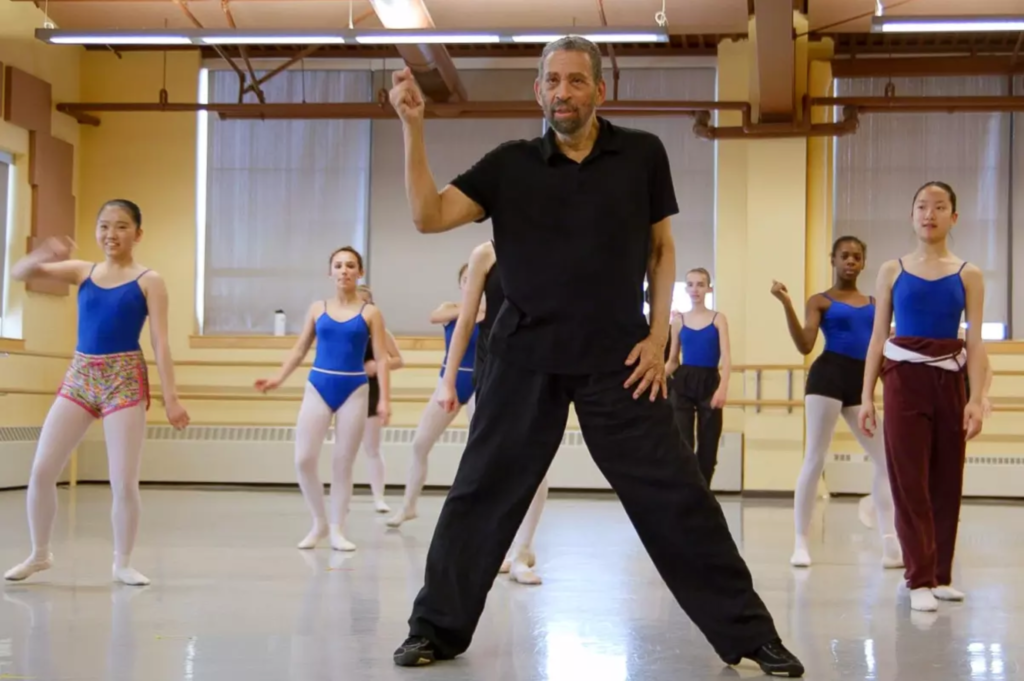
[882,356,967,589]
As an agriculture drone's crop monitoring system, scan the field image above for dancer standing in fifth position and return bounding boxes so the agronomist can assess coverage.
[439,240,548,585]
[256,247,391,552]
[5,200,190,586]
[356,285,405,514]
[859,181,987,613]
[771,236,901,569]
[665,267,730,487]
[386,266,479,528]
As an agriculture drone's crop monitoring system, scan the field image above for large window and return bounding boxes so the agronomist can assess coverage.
[833,76,1011,339]
[0,151,12,337]
[199,68,372,335]
[616,68,717,315]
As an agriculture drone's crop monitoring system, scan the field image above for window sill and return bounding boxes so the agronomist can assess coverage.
[0,338,26,353]
[189,335,446,351]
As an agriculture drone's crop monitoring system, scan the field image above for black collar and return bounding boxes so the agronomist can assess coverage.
[540,116,623,164]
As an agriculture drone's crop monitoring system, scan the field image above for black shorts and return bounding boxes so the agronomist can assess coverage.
[367,376,379,417]
[670,365,720,403]
[805,351,865,408]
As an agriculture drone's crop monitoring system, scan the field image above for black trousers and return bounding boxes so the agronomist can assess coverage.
[670,365,724,486]
[408,355,778,661]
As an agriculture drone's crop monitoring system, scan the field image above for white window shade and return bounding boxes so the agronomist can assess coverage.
[203,69,373,335]
[613,68,717,292]
[833,76,1010,330]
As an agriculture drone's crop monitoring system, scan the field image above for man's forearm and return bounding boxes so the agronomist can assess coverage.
[403,123,441,232]
[647,245,675,342]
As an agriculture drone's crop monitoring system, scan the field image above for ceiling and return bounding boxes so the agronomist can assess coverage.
[20,0,1024,34]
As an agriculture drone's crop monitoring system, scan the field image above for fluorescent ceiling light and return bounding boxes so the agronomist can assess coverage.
[355,33,500,44]
[202,36,346,45]
[50,35,193,45]
[36,26,668,46]
[872,15,1024,32]
[512,32,663,43]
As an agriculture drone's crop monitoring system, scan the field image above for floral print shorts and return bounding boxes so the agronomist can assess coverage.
[58,351,150,418]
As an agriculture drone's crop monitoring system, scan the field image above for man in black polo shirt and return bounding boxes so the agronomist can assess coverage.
[388,36,804,677]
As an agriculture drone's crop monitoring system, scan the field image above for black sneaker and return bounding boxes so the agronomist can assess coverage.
[393,636,436,667]
[725,639,805,677]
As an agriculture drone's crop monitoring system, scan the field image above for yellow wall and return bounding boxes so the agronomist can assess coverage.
[0,0,82,425]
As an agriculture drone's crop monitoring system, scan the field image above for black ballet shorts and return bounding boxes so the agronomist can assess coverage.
[367,376,379,417]
[805,350,865,408]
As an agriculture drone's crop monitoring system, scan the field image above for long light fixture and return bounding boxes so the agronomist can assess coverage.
[35,26,669,47]
[871,15,1024,32]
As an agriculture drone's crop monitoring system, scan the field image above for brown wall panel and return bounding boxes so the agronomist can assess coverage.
[29,131,73,191]
[3,66,52,135]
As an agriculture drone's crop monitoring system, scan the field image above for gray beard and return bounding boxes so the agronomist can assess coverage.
[546,109,586,135]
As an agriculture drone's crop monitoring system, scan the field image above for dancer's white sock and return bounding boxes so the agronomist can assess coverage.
[385,507,417,528]
[508,548,541,585]
[297,522,328,549]
[881,534,904,569]
[4,552,54,582]
[790,536,812,567]
[294,384,335,546]
[392,391,459,528]
[329,524,356,552]
[328,389,367,549]
[793,396,842,568]
[910,587,938,611]
[112,554,150,586]
[362,416,389,512]
[932,585,965,601]
[858,495,876,529]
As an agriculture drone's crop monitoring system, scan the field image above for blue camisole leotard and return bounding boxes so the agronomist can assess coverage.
[308,302,370,412]
[441,320,478,405]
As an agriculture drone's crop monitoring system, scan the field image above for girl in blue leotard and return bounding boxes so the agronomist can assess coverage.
[387,264,480,528]
[771,237,901,570]
[5,200,189,586]
[256,246,391,552]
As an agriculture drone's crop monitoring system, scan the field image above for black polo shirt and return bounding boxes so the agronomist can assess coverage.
[450,117,678,375]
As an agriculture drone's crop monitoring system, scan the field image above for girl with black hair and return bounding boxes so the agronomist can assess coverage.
[859,181,988,612]
[5,199,189,586]
[772,236,902,570]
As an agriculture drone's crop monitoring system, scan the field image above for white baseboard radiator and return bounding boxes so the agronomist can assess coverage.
[824,451,1024,499]
[60,426,744,493]
[0,427,43,489]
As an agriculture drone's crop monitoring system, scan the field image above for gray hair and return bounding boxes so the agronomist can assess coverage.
[538,36,603,85]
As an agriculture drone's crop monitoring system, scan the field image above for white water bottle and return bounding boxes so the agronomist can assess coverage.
[273,310,286,336]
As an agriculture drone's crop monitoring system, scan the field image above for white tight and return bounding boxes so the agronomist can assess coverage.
[795,395,896,539]
[361,416,386,501]
[294,382,368,530]
[26,399,146,561]
[398,380,475,514]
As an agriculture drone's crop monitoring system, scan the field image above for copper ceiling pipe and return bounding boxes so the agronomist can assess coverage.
[595,0,620,100]
[55,99,751,120]
[812,96,1024,112]
[171,0,249,99]
[220,0,265,103]
[693,96,859,139]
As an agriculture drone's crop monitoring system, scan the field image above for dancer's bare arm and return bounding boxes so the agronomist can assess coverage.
[390,68,491,233]
[255,303,318,391]
[11,237,90,285]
